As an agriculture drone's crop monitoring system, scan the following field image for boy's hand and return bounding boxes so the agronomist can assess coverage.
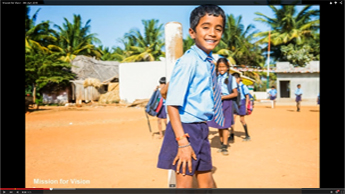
[173,141,197,175]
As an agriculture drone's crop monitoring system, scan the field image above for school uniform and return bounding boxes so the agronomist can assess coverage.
[236,82,250,116]
[269,89,277,100]
[207,72,237,129]
[156,96,167,119]
[295,88,303,102]
[157,45,215,176]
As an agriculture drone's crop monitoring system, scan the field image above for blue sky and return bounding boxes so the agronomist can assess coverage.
[28,5,319,50]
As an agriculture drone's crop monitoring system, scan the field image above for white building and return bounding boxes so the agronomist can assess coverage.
[275,61,319,99]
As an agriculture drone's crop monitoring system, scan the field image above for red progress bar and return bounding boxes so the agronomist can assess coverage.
[0,188,50,190]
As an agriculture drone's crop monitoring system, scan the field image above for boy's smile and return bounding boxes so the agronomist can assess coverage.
[189,14,224,55]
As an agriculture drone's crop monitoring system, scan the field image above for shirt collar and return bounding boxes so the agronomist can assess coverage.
[191,44,213,62]
[218,72,228,78]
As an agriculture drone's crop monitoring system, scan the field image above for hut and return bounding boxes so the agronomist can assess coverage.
[70,55,120,104]
[275,61,319,99]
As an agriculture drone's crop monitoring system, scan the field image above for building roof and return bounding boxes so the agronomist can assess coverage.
[71,55,120,83]
[274,61,319,73]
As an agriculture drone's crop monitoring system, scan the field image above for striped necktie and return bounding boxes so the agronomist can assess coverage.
[206,56,225,127]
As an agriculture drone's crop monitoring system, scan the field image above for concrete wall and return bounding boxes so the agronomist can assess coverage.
[253,92,268,100]
[277,73,319,99]
[119,61,166,103]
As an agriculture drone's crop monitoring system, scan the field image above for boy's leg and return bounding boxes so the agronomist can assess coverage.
[195,170,216,188]
[240,116,250,141]
[176,173,193,188]
[157,118,163,138]
[229,114,236,142]
[220,129,229,155]
[217,129,223,152]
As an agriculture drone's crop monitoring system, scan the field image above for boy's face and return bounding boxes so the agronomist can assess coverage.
[297,85,301,89]
[236,77,240,84]
[189,14,224,55]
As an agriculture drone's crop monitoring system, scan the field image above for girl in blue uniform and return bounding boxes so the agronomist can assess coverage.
[207,58,238,156]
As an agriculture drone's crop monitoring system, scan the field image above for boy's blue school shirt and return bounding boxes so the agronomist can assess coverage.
[295,88,303,95]
[218,72,237,95]
[166,44,214,123]
[269,89,277,96]
[239,82,250,100]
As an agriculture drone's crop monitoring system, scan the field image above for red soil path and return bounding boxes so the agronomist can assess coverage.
[25,103,319,188]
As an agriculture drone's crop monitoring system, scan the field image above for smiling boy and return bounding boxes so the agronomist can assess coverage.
[157,5,225,188]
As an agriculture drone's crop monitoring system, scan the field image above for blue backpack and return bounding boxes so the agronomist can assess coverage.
[145,90,163,116]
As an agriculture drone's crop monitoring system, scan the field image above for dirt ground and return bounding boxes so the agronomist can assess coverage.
[25,103,319,188]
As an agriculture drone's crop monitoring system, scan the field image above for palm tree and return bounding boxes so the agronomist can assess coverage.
[183,35,194,53]
[254,5,319,61]
[49,14,102,62]
[122,19,165,62]
[215,14,263,67]
[25,6,56,54]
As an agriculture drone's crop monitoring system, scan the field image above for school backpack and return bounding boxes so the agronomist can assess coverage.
[241,84,255,115]
[145,90,163,116]
[226,74,241,113]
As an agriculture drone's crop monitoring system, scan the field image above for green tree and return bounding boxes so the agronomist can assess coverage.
[122,19,165,62]
[26,51,76,102]
[49,14,102,62]
[254,5,319,61]
[25,6,56,54]
[280,44,315,66]
[215,14,264,67]
[183,35,195,53]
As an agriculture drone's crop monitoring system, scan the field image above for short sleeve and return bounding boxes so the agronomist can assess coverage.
[231,76,237,90]
[243,85,250,95]
[166,56,196,107]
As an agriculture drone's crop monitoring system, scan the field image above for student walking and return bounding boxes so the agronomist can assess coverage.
[156,77,167,139]
[207,58,238,156]
[295,84,303,112]
[230,74,251,142]
[157,4,226,188]
[268,86,277,108]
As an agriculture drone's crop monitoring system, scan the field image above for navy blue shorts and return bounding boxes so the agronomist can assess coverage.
[296,95,302,102]
[235,99,247,116]
[270,96,276,100]
[157,105,167,119]
[157,122,212,176]
[207,99,233,129]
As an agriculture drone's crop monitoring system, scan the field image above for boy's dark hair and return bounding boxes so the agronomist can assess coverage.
[216,58,230,84]
[190,4,226,32]
[232,73,241,79]
[271,86,275,88]
[159,77,166,84]
[297,84,301,87]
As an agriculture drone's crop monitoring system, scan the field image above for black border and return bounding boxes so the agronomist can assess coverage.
[1,0,344,190]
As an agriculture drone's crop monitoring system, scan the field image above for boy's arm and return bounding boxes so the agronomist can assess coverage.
[168,105,197,175]
[160,82,169,99]
[221,88,238,100]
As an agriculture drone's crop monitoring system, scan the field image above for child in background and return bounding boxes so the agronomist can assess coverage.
[207,58,238,156]
[157,4,226,188]
[317,93,320,105]
[295,84,303,112]
[230,74,251,142]
[156,77,167,139]
[268,86,277,108]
